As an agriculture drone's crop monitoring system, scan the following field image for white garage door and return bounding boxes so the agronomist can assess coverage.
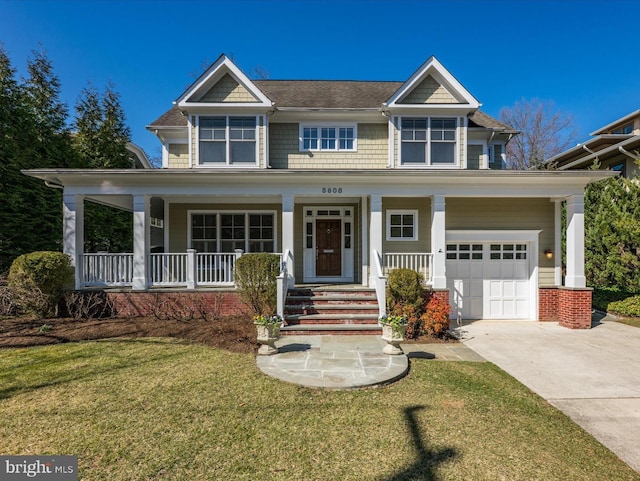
[446,242,530,319]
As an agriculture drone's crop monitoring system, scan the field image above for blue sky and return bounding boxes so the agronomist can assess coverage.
[2,0,639,161]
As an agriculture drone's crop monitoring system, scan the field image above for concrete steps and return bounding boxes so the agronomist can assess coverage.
[281,287,381,335]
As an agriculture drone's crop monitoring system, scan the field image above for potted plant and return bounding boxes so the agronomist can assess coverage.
[254,314,283,355]
[379,314,407,355]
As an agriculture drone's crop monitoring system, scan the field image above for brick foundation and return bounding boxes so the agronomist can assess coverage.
[557,287,593,329]
[538,287,559,322]
[105,290,249,318]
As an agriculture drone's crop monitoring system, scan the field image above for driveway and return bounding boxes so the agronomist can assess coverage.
[460,320,640,472]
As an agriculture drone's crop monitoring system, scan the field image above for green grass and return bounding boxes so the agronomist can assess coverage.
[1,339,638,481]
[614,318,640,329]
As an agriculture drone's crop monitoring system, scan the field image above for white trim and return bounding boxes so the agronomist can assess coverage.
[263,114,268,168]
[554,199,562,286]
[188,116,194,168]
[361,195,369,286]
[386,209,419,241]
[187,210,278,253]
[388,117,395,168]
[298,122,358,152]
[164,200,170,252]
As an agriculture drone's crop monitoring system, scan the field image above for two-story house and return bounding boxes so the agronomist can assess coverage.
[546,109,640,176]
[24,54,613,329]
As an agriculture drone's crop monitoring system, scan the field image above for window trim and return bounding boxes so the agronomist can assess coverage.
[298,122,357,152]
[187,210,278,253]
[196,115,260,167]
[386,209,419,241]
[399,116,460,168]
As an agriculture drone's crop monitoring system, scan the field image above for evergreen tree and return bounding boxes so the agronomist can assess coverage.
[73,81,133,252]
[0,47,75,272]
[585,175,640,291]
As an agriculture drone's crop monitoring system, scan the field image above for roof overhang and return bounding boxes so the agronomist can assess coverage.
[591,109,640,136]
[549,135,640,170]
[24,169,616,202]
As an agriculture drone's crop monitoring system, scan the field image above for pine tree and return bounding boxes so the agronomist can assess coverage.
[73,81,133,252]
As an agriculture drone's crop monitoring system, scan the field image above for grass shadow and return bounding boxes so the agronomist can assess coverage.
[378,405,457,481]
[406,352,435,360]
[277,343,312,353]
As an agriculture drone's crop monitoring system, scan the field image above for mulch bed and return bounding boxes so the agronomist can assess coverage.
[0,316,456,352]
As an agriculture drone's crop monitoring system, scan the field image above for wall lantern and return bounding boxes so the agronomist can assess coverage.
[544,249,553,260]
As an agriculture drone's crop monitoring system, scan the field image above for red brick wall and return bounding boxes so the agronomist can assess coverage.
[538,288,559,322]
[558,288,593,329]
[106,291,249,318]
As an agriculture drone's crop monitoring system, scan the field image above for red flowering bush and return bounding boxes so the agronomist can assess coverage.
[421,295,451,336]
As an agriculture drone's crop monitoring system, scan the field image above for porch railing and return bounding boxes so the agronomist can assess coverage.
[383,252,434,285]
[196,252,240,286]
[149,253,188,286]
[82,253,134,287]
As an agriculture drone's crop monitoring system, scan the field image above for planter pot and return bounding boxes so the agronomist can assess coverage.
[381,324,405,355]
[255,323,281,355]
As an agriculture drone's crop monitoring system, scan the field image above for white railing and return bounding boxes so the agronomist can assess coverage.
[277,249,293,318]
[149,253,188,286]
[196,252,240,286]
[83,253,133,287]
[383,252,434,285]
[372,250,387,318]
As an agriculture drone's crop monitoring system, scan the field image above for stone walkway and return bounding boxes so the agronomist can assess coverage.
[256,335,484,389]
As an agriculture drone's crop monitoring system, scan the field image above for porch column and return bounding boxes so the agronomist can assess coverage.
[63,194,84,290]
[565,194,586,288]
[281,194,295,284]
[132,195,150,290]
[430,195,446,289]
[361,195,369,286]
[554,199,562,286]
[369,194,383,286]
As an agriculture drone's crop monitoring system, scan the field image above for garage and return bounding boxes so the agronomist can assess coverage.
[445,231,539,320]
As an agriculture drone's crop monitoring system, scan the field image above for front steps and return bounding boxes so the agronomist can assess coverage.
[281,287,381,335]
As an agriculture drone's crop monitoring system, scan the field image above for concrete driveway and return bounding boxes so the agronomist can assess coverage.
[460,320,640,472]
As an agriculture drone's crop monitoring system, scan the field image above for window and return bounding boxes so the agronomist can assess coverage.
[611,161,626,176]
[490,244,527,260]
[300,124,356,151]
[190,212,275,253]
[446,244,483,260]
[401,117,457,165]
[614,123,633,135]
[386,210,418,241]
[199,116,256,165]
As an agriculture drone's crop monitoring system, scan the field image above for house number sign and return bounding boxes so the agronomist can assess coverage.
[322,187,343,194]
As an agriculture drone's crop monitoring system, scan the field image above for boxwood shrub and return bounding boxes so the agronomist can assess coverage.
[234,253,280,317]
[608,296,640,318]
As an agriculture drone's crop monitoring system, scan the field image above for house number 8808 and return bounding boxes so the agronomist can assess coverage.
[322,187,342,194]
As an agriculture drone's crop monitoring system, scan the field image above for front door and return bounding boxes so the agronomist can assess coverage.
[316,220,341,276]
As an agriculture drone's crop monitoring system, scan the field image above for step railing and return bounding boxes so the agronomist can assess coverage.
[372,250,386,318]
[383,252,433,285]
[276,249,293,318]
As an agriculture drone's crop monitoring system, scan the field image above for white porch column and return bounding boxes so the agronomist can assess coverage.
[369,194,383,287]
[281,194,295,284]
[554,199,562,286]
[430,195,446,289]
[565,194,586,288]
[63,194,84,290]
[132,195,150,290]
[361,195,369,286]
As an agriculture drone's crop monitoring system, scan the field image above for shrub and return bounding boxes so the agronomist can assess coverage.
[386,268,424,312]
[234,253,280,317]
[608,296,640,318]
[390,304,421,339]
[421,295,451,336]
[592,287,636,312]
[7,251,74,316]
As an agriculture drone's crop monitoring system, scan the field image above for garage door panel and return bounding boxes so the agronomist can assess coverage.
[447,242,532,320]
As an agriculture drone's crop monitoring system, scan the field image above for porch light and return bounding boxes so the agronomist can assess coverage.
[544,249,553,260]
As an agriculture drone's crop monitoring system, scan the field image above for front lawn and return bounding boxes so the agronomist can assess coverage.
[1,339,637,480]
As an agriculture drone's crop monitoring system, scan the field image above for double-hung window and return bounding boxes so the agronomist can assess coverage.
[191,212,275,253]
[199,116,257,165]
[300,124,356,152]
[401,117,457,165]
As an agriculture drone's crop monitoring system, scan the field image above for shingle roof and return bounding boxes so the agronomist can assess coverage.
[253,80,403,108]
[468,110,518,132]
[148,80,511,131]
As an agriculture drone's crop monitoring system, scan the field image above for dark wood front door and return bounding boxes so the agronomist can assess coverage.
[316,220,341,276]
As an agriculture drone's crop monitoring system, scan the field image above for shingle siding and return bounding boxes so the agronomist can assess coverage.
[401,76,457,104]
[197,74,256,102]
